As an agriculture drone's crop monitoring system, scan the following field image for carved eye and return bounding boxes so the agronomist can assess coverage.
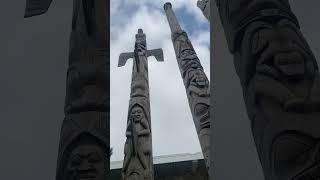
[180,49,189,57]
[71,155,82,166]
[251,30,269,55]
[180,51,186,57]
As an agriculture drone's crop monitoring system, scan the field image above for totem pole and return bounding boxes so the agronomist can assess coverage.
[215,0,320,179]
[119,29,164,180]
[24,0,109,180]
[197,0,210,21]
[164,2,211,172]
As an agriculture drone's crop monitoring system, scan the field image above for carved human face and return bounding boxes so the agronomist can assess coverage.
[244,19,314,81]
[189,68,209,88]
[130,106,144,122]
[67,144,105,180]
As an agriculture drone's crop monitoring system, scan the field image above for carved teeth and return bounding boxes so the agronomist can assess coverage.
[196,78,206,86]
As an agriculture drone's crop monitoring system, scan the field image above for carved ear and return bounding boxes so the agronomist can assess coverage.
[24,0,53,18]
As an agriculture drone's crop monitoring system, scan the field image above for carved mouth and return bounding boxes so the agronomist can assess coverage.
[274,51,304,66]
[128,171,142,179]
[259,46,305,66]
[182,55,198,61]
[134,115,141,120]
[195,77,207,86]
[274,51,305,77]
[257,48,306,78]
[77,171,97,180]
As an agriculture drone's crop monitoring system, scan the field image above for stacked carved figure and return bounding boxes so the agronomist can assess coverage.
[24,0,109,180]
[164,2,211,172]
[119,2,211,180]
[119,29,164,180]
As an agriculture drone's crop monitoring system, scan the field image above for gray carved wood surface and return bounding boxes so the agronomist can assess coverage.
[197,0,210,21]
[119,29,163,180]
[24,0,109,180]
[58,1,109,180]
[215,0,320,179]
[164,2,211,173]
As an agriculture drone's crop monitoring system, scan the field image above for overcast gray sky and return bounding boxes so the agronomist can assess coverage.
[110,0,210,162]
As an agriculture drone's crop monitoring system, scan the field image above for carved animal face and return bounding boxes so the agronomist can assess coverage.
[67,144,105,180]
[130,105,144,122]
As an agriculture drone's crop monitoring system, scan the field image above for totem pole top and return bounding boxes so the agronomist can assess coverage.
[118,29,164,67]
[163,2,183,33]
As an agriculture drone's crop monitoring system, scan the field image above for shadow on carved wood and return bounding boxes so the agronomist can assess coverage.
[215,0,320,179]
[24,0,109,180]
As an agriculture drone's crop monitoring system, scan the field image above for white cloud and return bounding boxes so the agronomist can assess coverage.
[110,0,210,161]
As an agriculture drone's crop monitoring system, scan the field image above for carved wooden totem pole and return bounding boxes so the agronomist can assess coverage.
[215,0,320,179]
[164,2,211,172]
[119,29,164,180]
[24,0,109,180]
[197,0,210,21]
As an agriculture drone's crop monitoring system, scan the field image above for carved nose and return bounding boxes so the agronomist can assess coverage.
[78,160,93,171]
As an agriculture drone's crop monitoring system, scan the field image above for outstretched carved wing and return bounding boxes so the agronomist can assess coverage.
[147,48,164,62]
[24,0,53,18]
[118,52,134,67]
